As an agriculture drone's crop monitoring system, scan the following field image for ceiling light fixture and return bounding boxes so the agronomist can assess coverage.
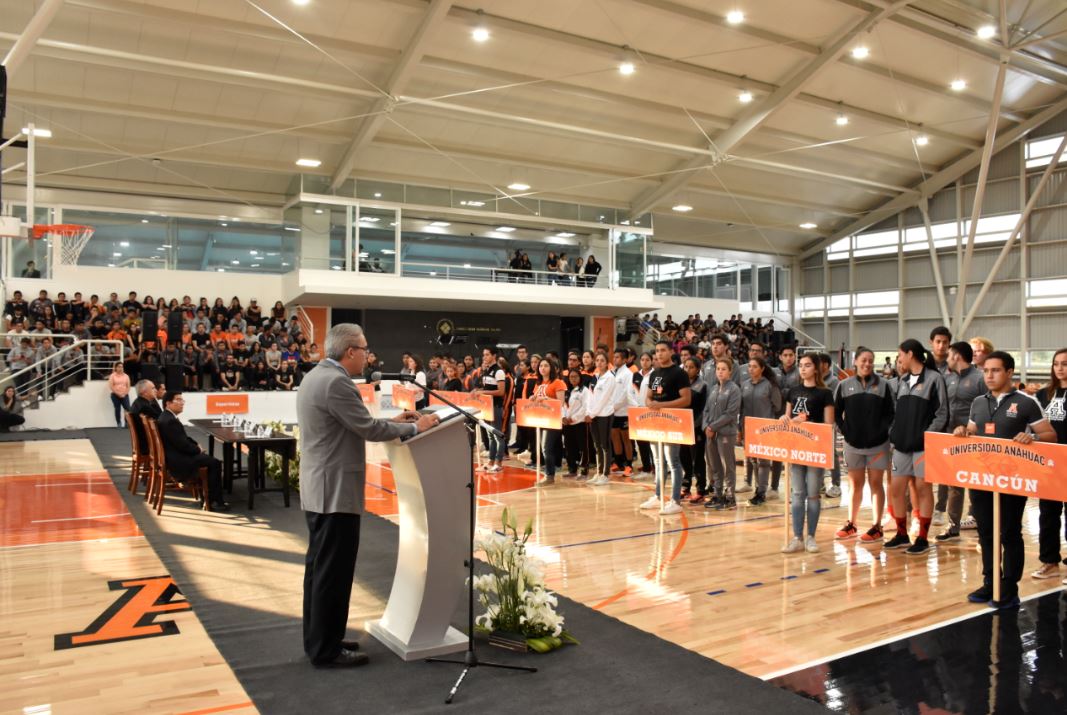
[314,208,324,214]
[472,9,490,42]
[738,89,753,104]
[141,219,149,223]
[466,200,485,207]
[292,0,310,6]
[851,45,869,59]
[496,226,516,232]
[950,78,967,91]
[429,221,451,227]
[976,24,996,40]
[507,182,530,191]
[672,204,693,212]
[799,222,817,229]
[618,61,635,75]
[296,158,321,168]
[555,232,576,238]
[21,127,52,138]
[836,113,849,126]
[726,10,744,24]
[914,133,929,146]
[120,241,130,247]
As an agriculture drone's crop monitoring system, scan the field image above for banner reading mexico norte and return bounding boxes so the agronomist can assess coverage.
[430,391,493,421]
[515,399,563,430]
[627,407,695,445]
[743,417,834,468]
[924,432,1067,501]
[392,384,417,411]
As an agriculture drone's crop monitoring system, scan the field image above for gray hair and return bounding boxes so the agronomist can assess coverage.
[325,323,365,361]
[135,379,155,396]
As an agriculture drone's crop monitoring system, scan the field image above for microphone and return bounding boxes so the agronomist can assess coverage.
[369,371,413,382]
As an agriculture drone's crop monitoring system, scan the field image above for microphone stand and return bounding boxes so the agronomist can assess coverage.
[400,378,536,704]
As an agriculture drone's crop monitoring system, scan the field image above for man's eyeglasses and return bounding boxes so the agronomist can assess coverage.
[350,345,370,354]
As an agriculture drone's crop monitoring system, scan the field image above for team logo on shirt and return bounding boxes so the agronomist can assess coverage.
[1048,397,1066,422]
[1007,402,1018,417]
[792,396,808,415]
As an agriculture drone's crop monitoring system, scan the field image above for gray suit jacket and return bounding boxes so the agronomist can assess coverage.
[297,361,415,514]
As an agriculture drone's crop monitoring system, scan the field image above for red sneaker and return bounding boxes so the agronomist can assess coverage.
[835,521,858,540]
[623,466,633,477]
[860,525,884,543]
[687,493,705,505]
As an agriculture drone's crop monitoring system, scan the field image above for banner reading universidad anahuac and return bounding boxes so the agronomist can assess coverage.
[743,417,834,469]
[924,432,1067,501]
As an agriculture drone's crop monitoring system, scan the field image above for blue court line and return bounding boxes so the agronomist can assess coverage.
[781,575,798,580]
[814,568,830,574]
[745,582,764,588]
[708,564,838,596]
[707,589,727,596]
[368,482,396,495]
[554,513,783,549]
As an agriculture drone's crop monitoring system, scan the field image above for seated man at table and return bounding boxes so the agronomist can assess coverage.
[128,379,162,453]
[157,391,229,511]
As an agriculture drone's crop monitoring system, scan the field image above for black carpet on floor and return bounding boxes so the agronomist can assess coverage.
[85,427,827,715]
[0,428,90,441]
[772,589,1067,714]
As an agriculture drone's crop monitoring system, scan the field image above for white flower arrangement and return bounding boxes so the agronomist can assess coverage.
[474,508,578,653]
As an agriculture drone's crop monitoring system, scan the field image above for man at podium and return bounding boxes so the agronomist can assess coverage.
[298,323,438,668]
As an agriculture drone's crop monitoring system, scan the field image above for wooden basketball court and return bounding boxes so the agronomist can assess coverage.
[0,439,255,715]
[2,437,1062,713]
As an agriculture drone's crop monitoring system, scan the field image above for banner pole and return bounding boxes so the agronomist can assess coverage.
[536,427,542,482]
[993,491,1001,603]
[783,459,791,546]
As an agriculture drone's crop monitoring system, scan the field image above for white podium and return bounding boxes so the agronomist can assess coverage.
[366,409,470,660]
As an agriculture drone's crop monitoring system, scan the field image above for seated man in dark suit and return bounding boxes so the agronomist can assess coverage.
[157,391,229,511]
[128,379,162,453]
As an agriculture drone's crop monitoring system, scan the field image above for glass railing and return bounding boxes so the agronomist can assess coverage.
[400,261,605,287]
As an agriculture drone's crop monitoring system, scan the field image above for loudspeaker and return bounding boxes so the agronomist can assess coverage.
[164,364,183,393]
[142,310,158,347]
[141,364,162,385]
[167,311,183,344]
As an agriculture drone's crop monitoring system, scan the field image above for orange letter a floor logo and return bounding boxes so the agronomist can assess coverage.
[55,575,191,650]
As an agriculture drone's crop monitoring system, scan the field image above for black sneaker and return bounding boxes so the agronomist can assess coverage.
[905,537,931,556]
[748,491,766,506]
[935,528,960,542]
[714,498,737,511]
[967,585,994,603]
[992,594,1021,609]
[704,495,723,509]
[884,532,911,550]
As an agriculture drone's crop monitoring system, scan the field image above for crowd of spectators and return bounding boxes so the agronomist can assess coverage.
[637,312,781,367]
[2,289,317,403]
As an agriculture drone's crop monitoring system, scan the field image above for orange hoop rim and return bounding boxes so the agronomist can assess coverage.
[32,223,94,239]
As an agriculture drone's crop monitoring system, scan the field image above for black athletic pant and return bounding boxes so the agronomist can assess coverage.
[563,422,588,473]
[636,439,653,471]
[972,490,1028,600]
[1037,499,1067,566]
[680,433,707,494]
[0,409,25,432]
[590,416,613,476]
[303,511,361,664]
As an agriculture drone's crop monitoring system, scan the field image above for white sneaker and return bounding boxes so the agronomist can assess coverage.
[735,484,754,493]
[805,536,819,553]
[766,489,780,500]
[486,464,501,473]
[536,476,555,486]
[659,500,682,515]
[932,511,946,526]
[781,537,804,554]
[825,485,842,498]
[516,450,531,460]
[639,495,660,510]
[960,516,977,530]
[589,475,611,486]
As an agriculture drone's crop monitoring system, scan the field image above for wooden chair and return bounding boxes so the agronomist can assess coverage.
[142,416,209,514]
[126,414,151,495]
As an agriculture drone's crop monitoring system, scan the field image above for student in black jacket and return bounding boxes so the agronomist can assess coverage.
[885,339,948,556]
[833,347,894,544]
[157,391,228,511]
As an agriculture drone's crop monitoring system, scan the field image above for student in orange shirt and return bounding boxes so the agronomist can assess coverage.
[227,325,244,351]
[209,323,227,346]
[533,357,567,485]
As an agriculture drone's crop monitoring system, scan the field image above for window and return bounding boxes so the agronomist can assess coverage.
[1027,278,1067,308]
[1026,134,1065,169]
[853,229,898,258]
[799,291,899,319]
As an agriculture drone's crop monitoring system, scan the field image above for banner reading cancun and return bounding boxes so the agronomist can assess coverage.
[743,417,834,469]
[924,432,1067,501]
[627,407,695,445]
[515,399,563,429]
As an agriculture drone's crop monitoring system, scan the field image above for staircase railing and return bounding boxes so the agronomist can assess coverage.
[0,338,123,411]
[294,305,314,346]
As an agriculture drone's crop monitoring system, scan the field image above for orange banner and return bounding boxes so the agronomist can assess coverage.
[392,384,417,411]
[206,394,248,415]
[430,391,493,421]
[515,399,563,430]
[627,407,696,445]
[357,383,376,404]
[924,432,1067,501]
[743,417,835,469]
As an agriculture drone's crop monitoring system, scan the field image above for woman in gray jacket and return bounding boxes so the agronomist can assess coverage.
[739,357,783,506]
[703,357,743,510]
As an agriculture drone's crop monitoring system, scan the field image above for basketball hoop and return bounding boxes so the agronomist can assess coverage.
[32,224,95,265]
